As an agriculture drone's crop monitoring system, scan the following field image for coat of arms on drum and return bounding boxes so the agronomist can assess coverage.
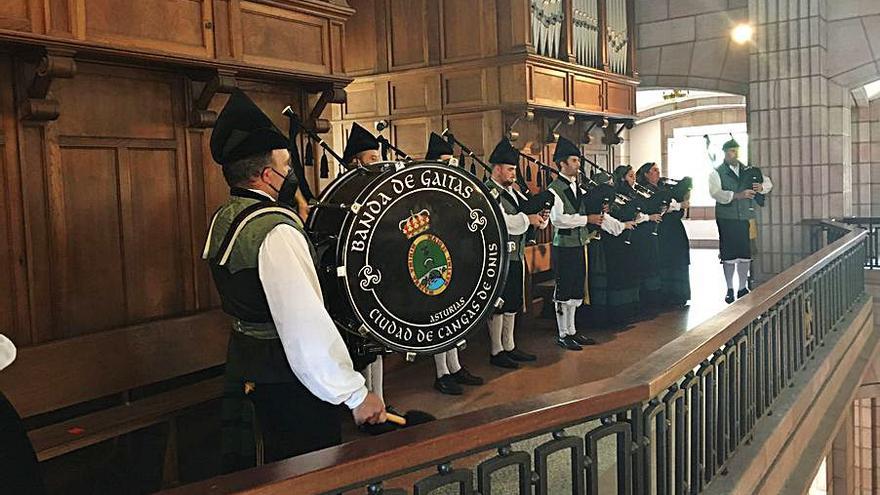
[400,209,453,296]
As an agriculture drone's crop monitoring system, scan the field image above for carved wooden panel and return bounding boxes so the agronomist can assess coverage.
[388,0,428,70]
[54,146,128,336]
[344,80,384,119]
[239,1,329,73]
[81,0,213,58]
[571,75,602,112]
[389,75,439,115]
[444,112,492,157]
[48,0,72,36]
[345,0,379,75]
[0,0,36,32]
[442,69,486,110]
[391,118,431,159]
[605,81,634,116]
[24,64,195,340]
[212,0,235,59]
[528,65,567,107]
[440,0,496,63]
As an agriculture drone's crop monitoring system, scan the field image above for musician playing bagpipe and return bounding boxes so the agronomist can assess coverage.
[632,162,669,309]
[204,90,385,469]
[547,137,629,350]
[657,176,694,307]
[424,133,486,394]
[580,165,645,329]
[484,138,547,369]
[708,138,773,303]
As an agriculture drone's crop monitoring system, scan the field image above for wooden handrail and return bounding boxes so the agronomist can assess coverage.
[161,226,868,495]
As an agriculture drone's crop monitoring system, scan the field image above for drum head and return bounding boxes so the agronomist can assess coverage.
[338,162,508,354]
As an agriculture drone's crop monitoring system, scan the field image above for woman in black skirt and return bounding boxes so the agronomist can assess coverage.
[658,177,693,306]
[634,163,666,309]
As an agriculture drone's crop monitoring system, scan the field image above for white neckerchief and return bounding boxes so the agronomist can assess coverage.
[0,334,16,372]
[492,179,519,205]
[726,161,740,177]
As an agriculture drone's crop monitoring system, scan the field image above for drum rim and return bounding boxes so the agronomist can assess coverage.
[336,160,510,355]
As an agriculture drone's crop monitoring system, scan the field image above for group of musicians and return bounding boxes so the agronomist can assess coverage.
[204,91,772,470]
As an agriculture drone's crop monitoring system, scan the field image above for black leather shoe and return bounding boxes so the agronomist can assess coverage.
[451,367,484,385]
[737,288,750,299]
[570,333,597,346]
[507,348,537,362]
[490,351,519,369]
[725,289,735,304]
[556,336,583,351]
[433,374,463,395]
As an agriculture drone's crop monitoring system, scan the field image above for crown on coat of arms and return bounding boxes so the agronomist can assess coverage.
[399,209,431,239]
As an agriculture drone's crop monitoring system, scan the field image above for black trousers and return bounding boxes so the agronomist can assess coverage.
[248,381,344,462]
[0,391,45,495]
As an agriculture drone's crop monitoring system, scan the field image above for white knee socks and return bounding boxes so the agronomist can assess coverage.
[488,314,504,355]
[501,313,516,351]
[736,260,751,290]
[723,262,735,290]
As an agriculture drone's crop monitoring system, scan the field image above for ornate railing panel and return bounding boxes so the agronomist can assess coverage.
[162,227,868,495]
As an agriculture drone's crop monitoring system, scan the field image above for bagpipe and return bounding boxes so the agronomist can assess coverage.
[741,165,766,208]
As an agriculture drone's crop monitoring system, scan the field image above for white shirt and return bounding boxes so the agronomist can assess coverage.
[250,190,368,410]
[708,162,774,205]
[491,180,531,235]
[549,174,590,229]
[0,334,15,372]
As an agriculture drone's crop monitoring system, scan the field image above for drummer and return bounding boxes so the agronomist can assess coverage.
[424,132,485,395]
[205,90,385,467]
[343,122,382,167]
[485,137,548,369]
[341,124,435,429]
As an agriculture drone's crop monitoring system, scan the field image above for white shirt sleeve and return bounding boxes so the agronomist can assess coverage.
[504,212,530,236]
[667,199,682,212]
[549,190,589,229]
[0,333,16,371]
[258,224,368,410]
[635,213,651,224]
[708,169,734,205]
[601,215,625,236]
[761,174,773,194]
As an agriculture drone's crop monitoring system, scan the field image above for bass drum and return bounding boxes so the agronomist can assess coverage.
[308,161,509,358]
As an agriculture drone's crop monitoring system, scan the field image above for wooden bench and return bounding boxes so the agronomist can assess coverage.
[0,310,231,482]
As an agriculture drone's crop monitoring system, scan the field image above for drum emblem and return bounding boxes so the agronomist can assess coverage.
[401,210,452,295]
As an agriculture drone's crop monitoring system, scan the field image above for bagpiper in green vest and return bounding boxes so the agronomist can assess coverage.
[714,160,759,221]
[484,179,526,262]
[203,188,315,383]
[548,176,591,247]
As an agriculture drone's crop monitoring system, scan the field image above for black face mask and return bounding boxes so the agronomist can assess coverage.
[266,167,299,207]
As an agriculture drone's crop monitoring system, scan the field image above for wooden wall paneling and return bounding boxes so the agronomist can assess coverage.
[52,143,127,337]
[499,63,527,105]
[77,0,213,58]
[495,0,530,55]
[17,122,54,344]
[389,74,439,116]
[0,0,42,33]
[389,116,439,159]
[343,0,380,75]
[212,0,235,59]
[0,55,30,345]
[605,80,634,115]
[185,127,216,310]
[330,20,345,74]
[570,74,603,112]
[439,0,497,63]
[239,1,329,74]
[386,0,429,70]
[344,79,385,119]
[442,69,488,111]
[46,0,74,37]
[527,65,568,108]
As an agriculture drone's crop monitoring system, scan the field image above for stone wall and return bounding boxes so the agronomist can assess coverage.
[852,99,880,217]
